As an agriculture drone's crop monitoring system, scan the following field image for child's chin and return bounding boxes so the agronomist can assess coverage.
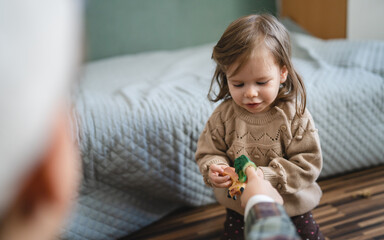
[245,104,272,114]
[244,107,262,114]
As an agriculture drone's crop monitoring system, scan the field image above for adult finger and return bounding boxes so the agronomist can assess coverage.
[256,168,264,178]
[245,166,258,179]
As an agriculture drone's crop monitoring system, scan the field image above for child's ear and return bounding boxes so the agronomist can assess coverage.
[280,66,288,83]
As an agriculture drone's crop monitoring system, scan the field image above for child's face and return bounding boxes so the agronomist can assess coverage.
[227,45,287,114]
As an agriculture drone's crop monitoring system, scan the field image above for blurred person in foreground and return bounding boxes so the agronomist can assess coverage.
[241,167,300,240]
[0,0,82,239]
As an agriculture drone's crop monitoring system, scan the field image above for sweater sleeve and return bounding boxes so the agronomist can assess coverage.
[195,110,230,186]
[245,202,301,240]
[259,110,322,194]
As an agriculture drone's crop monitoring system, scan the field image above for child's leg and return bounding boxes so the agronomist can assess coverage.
[290,211,324,240]
[221,208,244,240]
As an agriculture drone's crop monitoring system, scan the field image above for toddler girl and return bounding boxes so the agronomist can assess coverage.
[195,14,324,240]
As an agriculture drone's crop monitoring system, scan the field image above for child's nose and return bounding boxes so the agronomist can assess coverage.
[244,86,258,98]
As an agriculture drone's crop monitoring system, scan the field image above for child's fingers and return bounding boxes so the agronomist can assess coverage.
[209,164,225,174]
[211,174,230,183]
[210,174,231,188]
[214,180,232,188]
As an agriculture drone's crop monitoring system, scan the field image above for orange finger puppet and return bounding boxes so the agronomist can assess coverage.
[223,167,246,200]
[223,155,257,200]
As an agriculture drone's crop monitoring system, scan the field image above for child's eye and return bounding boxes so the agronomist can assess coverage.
[257,81,268,85]
[233,83,244,88]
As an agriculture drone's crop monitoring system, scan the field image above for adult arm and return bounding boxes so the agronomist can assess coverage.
[242,167,300,240]
[245,202,300,240]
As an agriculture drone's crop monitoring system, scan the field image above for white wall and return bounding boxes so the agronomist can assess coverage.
[347,0,384,40]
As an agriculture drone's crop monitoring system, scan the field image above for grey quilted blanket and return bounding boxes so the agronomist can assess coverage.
[63,33,384,240]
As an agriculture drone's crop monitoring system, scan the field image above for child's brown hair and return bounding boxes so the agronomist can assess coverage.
[209,14,306,115]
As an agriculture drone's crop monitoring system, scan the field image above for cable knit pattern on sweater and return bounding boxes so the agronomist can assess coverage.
[195,99,322,216]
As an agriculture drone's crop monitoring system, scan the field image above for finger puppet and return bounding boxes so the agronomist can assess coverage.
[234,155,257,183]
[223,155,257,200]
[223,167,246,200]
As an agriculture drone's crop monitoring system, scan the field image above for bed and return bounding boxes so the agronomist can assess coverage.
[61,9,384,240]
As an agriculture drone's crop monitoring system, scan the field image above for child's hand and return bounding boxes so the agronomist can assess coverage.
[208,164,232,188]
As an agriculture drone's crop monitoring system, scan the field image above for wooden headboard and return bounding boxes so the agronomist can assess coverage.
[85,0,276,61]
[280,0,347,40]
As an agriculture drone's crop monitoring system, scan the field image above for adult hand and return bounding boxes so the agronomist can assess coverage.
[241,167,283,208]
[208,164,232,188]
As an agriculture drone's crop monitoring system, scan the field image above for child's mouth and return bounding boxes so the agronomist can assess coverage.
[246,103,260,108]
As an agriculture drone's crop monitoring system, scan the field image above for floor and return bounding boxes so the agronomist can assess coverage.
[124,165,384,240]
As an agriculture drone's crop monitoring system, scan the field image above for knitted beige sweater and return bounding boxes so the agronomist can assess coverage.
[195,99,322,217]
